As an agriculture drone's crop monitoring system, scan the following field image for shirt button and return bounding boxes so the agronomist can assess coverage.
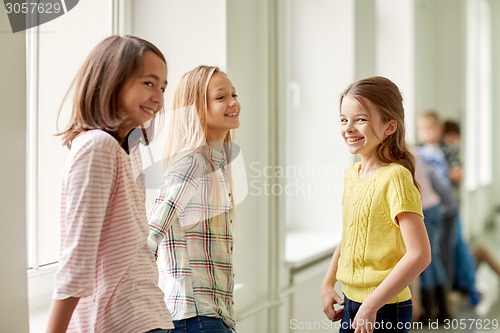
[228,192,232,197]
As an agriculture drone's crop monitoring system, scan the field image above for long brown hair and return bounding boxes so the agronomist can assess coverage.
[58,35,166,148]
[340,76,418,187]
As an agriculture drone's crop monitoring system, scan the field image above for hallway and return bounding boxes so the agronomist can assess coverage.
[418,222,500,333]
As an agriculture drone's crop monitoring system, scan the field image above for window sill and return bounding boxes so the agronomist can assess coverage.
[29,305,50,333]
[284,229,340,270]
[28,264,57,332]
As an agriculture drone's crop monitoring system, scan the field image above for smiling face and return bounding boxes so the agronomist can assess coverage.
[340,95,395,162]
[118,50,168,135]
[205,72,240,142]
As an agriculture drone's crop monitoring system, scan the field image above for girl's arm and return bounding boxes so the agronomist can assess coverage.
[46,297,79,333]
[147,157,200,257]
[352,212,431,332]
[321,245,344,321]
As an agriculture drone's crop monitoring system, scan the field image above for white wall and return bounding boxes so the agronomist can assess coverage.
[0,11,30,333]
[375,0,416,141]
[130,0,226,107]
[129,0,227,208]
[414,0,465,121]
[355,0,376,78]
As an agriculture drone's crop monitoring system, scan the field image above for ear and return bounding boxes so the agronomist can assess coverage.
[385,120,397,136]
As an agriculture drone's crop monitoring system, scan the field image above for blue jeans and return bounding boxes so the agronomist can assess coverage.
[420,204,447,290]
[146,330,171,333]
[441,213,458,287]
[340,296,412,333]
[171,316,234,333]
[453,215,480,306]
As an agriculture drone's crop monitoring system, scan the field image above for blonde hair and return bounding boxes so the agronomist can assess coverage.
[340,76,418,188]
[417,109,442,127]
[164,65,232,166]
[165,65,235,228]
[58,35,167,148]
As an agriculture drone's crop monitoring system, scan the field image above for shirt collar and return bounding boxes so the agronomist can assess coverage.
[208,145,226,168]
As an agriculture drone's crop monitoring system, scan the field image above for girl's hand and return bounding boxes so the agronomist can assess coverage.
[321,286,344,321]
[352,303,377,333]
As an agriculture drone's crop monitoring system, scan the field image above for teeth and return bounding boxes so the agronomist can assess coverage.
[225,112,238,117]
[141,107,155,115]
[347,137,362,142]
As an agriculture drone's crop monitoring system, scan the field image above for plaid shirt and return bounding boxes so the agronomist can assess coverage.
[147,146,235,328]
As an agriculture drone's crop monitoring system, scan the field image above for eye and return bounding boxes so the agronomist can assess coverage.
[160,87,166,93]
[340,118,347,124]
[216,95,225,100]
[145,82,154,87]
[357,118,367,122]
[232,93,238,99]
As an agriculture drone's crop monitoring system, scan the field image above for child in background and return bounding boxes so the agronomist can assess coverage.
[147,66,240,333]
[415,111,483,307]
[46,35,173,333]
[415,111,458,287]
[413,153,451,322]
[415,111,450,182]
[440,119,500,302]
[441,120,462,189]
[321,76,431,333]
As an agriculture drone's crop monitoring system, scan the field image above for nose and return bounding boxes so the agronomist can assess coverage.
[152,89,164,111]
[345,122,355,133]
[229,96,239,108]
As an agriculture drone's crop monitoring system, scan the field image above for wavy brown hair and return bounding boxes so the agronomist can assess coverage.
[58,35,166,148]
[340,76,418,187]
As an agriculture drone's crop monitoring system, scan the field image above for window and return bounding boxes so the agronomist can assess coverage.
[464,0,492,191]
[26,0,116,310]
[282,0,354,233]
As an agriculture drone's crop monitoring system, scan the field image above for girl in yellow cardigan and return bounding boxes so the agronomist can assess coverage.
[321,76,431,333]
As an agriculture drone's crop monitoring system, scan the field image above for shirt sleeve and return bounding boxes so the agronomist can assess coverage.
[427,168,458,218]
[147,156,200,258]
[386,165,423,225]
[53,139,117,300]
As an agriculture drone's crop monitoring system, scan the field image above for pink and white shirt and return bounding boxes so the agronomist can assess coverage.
[53,130,173,333]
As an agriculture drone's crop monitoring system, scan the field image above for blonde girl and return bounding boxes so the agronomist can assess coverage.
[147,66,240,333]
[321,76,431,333]
[46,35,173,333]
